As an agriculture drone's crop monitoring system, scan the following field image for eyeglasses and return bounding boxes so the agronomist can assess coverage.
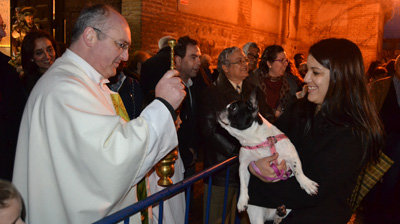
[91,27,130,51]
[230,58,249,65]
[247,53,259,60]
[0,24,6,30]
[274,58,289,64]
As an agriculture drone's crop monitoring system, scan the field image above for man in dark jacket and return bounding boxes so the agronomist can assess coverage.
[141,35,203,178]
[173,36,202,178]
[199,46,273,224]
[140,36,174,106]
[0,13,27,181]
[362,55,400,224]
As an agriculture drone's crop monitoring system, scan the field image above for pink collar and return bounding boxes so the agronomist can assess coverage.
[243,134,287,155]
[245,134,291,181]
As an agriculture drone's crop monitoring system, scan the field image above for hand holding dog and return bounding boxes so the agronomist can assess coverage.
[249,153,287,183]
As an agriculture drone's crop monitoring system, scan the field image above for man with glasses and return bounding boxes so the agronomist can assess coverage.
[199,47,273,224]
[0,13,26,182]
[13,4,186,223]
[242,42,260,86]
[242,42,260,73]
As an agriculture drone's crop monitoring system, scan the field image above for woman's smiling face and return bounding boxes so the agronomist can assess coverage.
[33,37,56,71]
[304,54,330,105]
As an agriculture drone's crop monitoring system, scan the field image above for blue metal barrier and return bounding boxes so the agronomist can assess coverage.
[94,156,239,224]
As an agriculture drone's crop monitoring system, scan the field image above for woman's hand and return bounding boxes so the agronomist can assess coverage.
[249,153,287,182]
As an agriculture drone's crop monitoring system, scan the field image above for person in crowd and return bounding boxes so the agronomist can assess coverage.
[256,45,302,118]
[20,30,57,94]
[199,47,273,224]
[124,50,150,81]
[247,38,384,224]
[147,35,202,224]
[200,54,217,83]
[369,66,388,82]
[107,61,144,119]
[242,42,260,85]
[141,35,175,105]
[0,13,26,182]
[366,60,382,82]
[298,61,308,78]
[110,50,150,117]
[172,36,202,178]
[107,50,151,119]
[12,4,186,223]
[384,59,396,77]
[363,54,400,224]
[293,53,305,69]
[286,58,304,83]
[0,179,25,224]
[242,42,260,73]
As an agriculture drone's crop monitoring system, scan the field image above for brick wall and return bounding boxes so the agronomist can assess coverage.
[122,0,392,68]
[59,0,392,68]
[123,0,283,66]
[296,0,389,69]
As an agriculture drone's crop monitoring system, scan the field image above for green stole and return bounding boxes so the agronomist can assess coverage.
[110,93,149,224]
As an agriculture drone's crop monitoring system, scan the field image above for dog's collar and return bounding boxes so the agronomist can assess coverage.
[243,134,287,152]
[246,134,292,181]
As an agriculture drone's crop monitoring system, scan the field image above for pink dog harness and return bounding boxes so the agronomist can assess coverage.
[244,134,292,181]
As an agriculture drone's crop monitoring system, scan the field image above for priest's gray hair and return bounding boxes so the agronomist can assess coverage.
[71,4,114,43]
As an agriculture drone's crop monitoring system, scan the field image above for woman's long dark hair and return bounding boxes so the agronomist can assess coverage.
[307,38,384,164]
[21,30,57,93]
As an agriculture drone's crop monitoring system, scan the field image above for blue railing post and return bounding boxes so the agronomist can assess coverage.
[222,166,230,223]
[205,177,212,224]
[93,156,238,224]
[158,201,163,224]
[184,185,191,224]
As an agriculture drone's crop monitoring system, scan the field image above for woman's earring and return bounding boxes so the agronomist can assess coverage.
[30,59,34,62]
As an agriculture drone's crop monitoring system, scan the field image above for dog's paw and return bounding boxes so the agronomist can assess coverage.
[299,177,319,195]
[273,216,284,224]
[237,194,249,212]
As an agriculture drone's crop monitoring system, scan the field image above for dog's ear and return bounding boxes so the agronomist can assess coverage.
[249,89,257,107]
[256,113,263,125]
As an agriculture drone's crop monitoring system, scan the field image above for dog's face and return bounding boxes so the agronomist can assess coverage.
[218,91,264,145]
[219,92,261,130]
[218,91,263,145]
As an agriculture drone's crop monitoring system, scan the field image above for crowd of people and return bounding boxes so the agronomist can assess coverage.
[0,3,399,224]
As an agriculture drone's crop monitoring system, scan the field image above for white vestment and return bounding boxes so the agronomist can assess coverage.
[148,149,185,224]
[12,49,178,224]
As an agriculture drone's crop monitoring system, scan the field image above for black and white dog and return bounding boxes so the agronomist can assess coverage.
[218,92,318,224]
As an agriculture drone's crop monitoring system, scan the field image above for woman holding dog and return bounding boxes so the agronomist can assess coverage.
[248,38,384,223]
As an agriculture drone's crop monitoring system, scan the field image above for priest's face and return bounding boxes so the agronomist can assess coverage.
[92,11,131,79]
